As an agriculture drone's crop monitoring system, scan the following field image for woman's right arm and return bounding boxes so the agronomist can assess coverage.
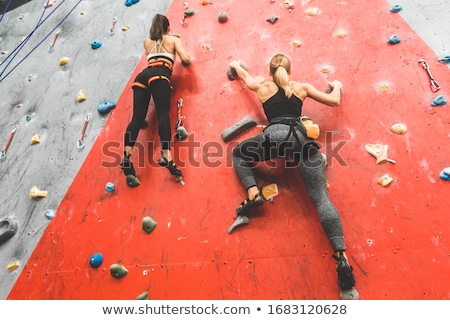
[173,37,191,65]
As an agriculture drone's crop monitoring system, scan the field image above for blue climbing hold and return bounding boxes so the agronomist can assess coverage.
[44,209,55,219]
[431,95,447,106]
[90,253,103,268]
[124,0,139,6]
[91,40,102,50]
[439,168,450,181]
[387,34,401,44]
[438,55,450,64]
[97,101,116,114]
[389,5,402,13]
[105,182,115,192]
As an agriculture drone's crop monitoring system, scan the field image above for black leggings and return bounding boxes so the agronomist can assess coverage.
[232,123,346,252]
[124,66,172,150]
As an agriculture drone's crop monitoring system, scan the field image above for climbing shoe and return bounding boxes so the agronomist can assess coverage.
[158,151,182,176]
[236,192,264,216]
[333,251,356,290]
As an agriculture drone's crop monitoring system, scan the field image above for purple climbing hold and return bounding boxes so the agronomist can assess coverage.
[387,34,401,45]
[431,95,446,106]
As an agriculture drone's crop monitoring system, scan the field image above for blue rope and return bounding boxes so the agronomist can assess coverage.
[0,0,82,83]
[0,0,13,23]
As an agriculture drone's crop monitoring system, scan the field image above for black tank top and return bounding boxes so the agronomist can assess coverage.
[262,86,303,122]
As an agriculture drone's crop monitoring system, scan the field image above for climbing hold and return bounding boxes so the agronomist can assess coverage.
[0,215,19,245]
[142,216,157,234]
[44,0,58,8]
[121,25,130,31]
[284,0,295,10]
[77,89,87,103]
[97,101,116,114]
[30,185,48,199]
[201,0,210,4]
[136,291,149,300]
[126,175,140,187]
[7,260,20,271]
[124,0,139,6]
[293,39,301,47]
[335,29,347,38]
[221,117,257,142]
[29,133,40,145]
[44,209,55,219]
[390,123,407,134]
[321,64,331,73]
[438,55,450,64]
[431,95,446,106]
[439,167,450,181]
[377,173,393,187]
[105,182,115,192]
[376,81,390,92]
[227,61,247,80]
[218,12,228,23]
[387,34,401,44]
[266,15,278,24]
[58,57,70,66]
[184,9,195,17]
[305,7,319,16]
[90,253,103,268]
[389,5,402,13]
[110,263,128,279]
[364,144,395,164]
[227,215,250,234]
[90,40,102,49]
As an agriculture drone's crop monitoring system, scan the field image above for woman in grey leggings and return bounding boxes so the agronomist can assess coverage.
[228,54,356,293]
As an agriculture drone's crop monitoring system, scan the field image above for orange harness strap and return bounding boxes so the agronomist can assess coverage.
[132,75,171,90]
[147,60,173,70]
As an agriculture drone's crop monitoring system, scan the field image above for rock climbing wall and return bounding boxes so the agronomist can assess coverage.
[2,0,450,300]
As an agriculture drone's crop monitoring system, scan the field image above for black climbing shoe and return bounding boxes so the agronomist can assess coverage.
[121,152,136,177]
[333,251,356,290]
[158,152,182,176]
[236,192,264,215]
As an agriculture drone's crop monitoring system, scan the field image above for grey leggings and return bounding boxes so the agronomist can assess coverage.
[232,123,345,252]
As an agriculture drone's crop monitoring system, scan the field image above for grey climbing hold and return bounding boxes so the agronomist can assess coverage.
[142,216,157,234]
[431,95,446,106]
[227,61,247,80]
[126,175,140,187]
[266,15,278,24]
[136,291,148,300]
[218,12,228,23]
[110,263,128,278]
[227,215,250,234]
[90,253,103,268]
[0,215,19,245]
[387,34,401,44]
[389,5,402,13]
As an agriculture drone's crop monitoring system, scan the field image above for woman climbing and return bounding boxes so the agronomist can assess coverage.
[228,54,357,296]
[121,13,191,187]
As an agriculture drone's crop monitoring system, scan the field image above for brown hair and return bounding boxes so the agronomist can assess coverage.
[269,54,292,98]
[149,14,170,41]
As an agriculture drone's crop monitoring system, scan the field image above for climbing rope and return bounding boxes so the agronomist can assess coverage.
[0,0,82,83]
[0,0,13,23]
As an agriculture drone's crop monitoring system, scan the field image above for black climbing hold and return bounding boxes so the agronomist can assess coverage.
[266,15,278,24]
[142,216,157,234]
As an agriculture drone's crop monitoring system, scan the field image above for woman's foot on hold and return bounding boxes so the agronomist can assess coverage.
[121,152,140,187]
[333,251,356,291]
[236,189,264,215]
[158,151,182,176]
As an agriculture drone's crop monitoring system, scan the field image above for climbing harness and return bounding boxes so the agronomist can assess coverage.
[48,28,60,52]
[1,125,17,160]
[77,114,90,149]
[109,17,117,35]
[418,59,441,91]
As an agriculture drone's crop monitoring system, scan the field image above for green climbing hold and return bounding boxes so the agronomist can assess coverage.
[184,9,195,16]
[142,216,157,234]
[136,291,148,300]
[110,263,128,279]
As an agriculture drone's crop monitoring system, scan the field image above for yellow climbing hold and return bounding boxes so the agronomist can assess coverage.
[365,144,390,164]
[30,185,48,199]
[80,10,86,15]
[121,25,130,31]
[390,123,407,134]
[7,260,20,271]
[376,81,390,92]
[305,7,319,16]
[377,173,393,187]
[30,134,40,145]
[77,89,87,103]
[293,39,302,47]
[335,29,347,38]
[59,57,70,66]
[321,64,331,73]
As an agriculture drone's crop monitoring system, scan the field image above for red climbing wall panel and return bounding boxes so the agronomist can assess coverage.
[8,0,450,300]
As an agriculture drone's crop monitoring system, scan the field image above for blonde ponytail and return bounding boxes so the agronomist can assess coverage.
[270,54,292,98]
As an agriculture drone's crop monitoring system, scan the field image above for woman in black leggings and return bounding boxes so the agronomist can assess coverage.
[121,14,191,187]
[228,54,357,294]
